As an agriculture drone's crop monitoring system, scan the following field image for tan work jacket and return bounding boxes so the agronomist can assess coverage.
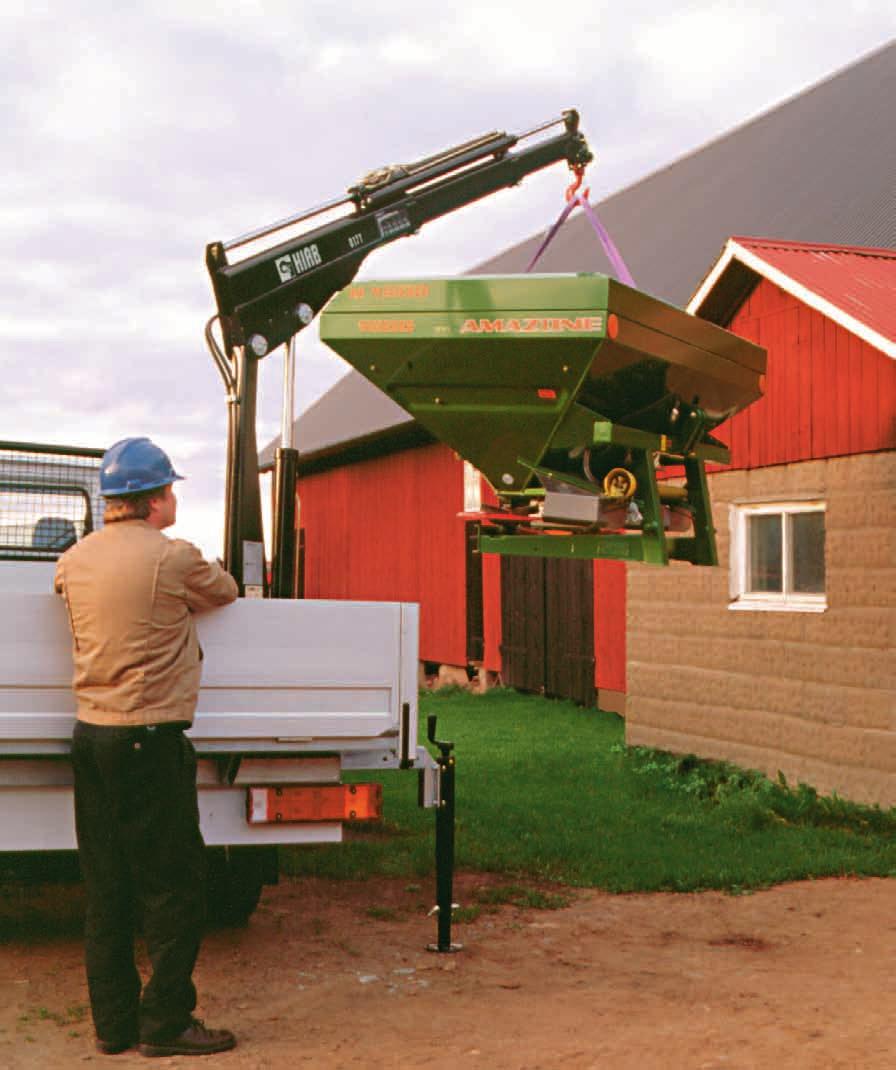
[54,520,239,726]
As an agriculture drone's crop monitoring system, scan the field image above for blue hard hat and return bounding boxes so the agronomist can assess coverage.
[100,437,185,497]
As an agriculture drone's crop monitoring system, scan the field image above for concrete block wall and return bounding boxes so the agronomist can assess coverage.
[625,452,896,806]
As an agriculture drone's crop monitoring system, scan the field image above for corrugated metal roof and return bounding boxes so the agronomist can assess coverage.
[258,369,414,470]
[731,238,896,349]
[690,237,896,358]
[264,42,896,464]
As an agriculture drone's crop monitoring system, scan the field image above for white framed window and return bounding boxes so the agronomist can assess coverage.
[729,500,826,612]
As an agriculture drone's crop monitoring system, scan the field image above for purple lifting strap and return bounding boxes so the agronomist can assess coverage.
[525,193,636,287]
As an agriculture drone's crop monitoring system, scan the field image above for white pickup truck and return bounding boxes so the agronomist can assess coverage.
[0,441,440,924]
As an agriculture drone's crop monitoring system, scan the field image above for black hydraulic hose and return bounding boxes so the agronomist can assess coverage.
[205,316,235,394]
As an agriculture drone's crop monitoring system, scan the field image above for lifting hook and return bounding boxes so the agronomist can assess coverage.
[565,163,590,203]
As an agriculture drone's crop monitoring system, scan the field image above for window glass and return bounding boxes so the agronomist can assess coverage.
[792,511,826,593]
[748,513,782,592]
[0,488,88,552]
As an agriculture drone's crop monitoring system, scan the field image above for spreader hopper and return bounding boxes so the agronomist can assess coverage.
[320,274,766,565]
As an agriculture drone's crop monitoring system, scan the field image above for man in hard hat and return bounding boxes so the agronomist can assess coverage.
[54,437,239,1058]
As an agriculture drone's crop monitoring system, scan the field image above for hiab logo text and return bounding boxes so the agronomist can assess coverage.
[275,244,323,283]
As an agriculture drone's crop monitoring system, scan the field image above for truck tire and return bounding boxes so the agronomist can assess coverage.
[205,846,277,927]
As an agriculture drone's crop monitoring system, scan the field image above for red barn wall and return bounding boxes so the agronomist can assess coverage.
[594,560,626,698]
[298,442,468,667]
[482,553,502,673]
[714,279,896,467]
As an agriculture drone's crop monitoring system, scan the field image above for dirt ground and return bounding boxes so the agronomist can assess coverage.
[0,873,893,1069]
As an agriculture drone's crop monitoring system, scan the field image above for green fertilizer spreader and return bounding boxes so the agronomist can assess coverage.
[320,274,765,565]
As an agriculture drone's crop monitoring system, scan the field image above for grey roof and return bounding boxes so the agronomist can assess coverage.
[474,42,895,298]
[258,369,417,470]
[263,42,896,467]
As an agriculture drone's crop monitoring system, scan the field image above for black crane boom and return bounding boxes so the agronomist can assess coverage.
[205,110,592,593]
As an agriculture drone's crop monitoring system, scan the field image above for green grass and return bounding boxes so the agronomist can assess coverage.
[472,883,572,910]
[18,1004,88,1027]
[281,688,896,893]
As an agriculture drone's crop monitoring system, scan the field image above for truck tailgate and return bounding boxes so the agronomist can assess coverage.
[0,594,419,755]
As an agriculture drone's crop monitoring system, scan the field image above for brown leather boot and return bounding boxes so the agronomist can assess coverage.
[139,1018,236,1057]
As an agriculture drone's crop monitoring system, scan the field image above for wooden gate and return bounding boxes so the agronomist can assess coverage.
[499,556,546,693]
[544,558,596,706]
[500,557,595,706]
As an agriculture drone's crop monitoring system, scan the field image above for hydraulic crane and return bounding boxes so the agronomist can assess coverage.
[205,110,592,594]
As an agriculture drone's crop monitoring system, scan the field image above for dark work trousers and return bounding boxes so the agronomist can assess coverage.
[71,719,207,1044]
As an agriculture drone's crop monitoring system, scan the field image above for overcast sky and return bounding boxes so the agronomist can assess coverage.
[3,3,894,556]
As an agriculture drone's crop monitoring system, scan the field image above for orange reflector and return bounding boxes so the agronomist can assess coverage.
[247,783,382,825]
[607,313,619,339]
[537,388,557,399]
